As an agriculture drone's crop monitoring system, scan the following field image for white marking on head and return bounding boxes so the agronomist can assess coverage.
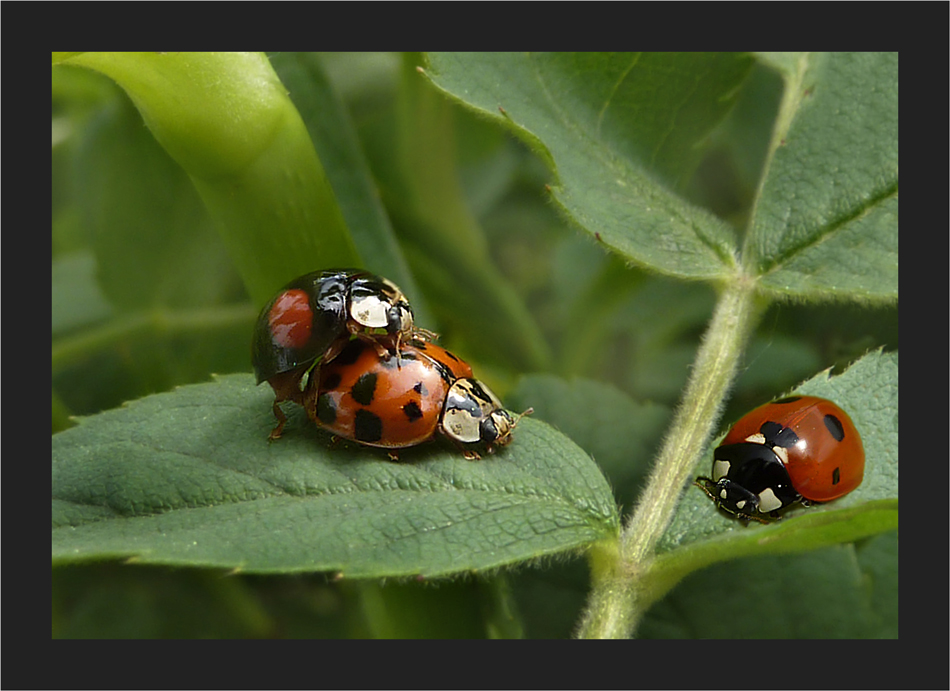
[442,406,481,443]
[441,380,487,444]
[736,500,746,510]
[350,294,390,328]
[745,432,766,444]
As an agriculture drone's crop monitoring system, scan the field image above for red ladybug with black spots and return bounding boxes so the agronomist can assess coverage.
[311,339,529,459]
[252,269,432,438]
[695,396,864,522]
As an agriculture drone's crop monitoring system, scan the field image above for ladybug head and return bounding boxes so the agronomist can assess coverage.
[480,406,533,451]
[385,300,414,336]
[441,378,531,452]
[697,476,765,518]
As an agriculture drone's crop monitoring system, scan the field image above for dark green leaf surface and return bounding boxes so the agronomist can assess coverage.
[53,564,279,639]
[52,375,618,578]
[750,53,898,300]
[75,96,236,311]
[641,531,897,639]
[425,52,750,280]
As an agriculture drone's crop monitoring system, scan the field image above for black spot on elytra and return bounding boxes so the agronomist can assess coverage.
[387,351,418,370]
[761,420,800,449]
[832,466,841,485]
[323,372,342,390]
[413,381,428,396]
[354,409,383,442]
[823,413,845,442]
[403,401,423,422]
[350,372,378,405]
[316,394,337,424]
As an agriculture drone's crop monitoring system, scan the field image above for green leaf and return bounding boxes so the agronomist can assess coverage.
[424,52,752,280]
[750,53,898,301]
[53,564,278,638]
[54,52,85,65]
[640,532,897,639]
[648,349,897,606]
[52,375,618,578]
[58,52,361,305]
[509,374,670,511]
[52,252,112,337]
[74,96,237,310]
[354,577,523,639]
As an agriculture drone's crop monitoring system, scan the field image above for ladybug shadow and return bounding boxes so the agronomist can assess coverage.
[271,404,466,466]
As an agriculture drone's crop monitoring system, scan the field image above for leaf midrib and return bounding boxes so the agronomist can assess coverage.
[756,179,898,277]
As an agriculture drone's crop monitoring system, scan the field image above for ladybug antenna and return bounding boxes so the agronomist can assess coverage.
[512,407,534,426]
[415,326,439,343]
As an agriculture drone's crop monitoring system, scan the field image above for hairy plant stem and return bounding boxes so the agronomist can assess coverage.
[577,278,765,638]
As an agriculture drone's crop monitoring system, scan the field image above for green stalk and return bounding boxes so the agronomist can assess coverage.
[577,278,765,638]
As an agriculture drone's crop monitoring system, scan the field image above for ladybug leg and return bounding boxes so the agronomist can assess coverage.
[265,367,316,439]
[444,435,483,460]
[355,331,394,359]
[269,402,288,440]
[347,322,395,358]
[387,451,400,462]
[743,512,775,525]
[734,505,781,524]
[392,331,405,369]
[413,326,439,343]
[300,364,322,422]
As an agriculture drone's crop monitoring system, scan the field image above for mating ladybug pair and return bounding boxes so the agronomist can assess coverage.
[695,396,865,522]
[252,269,527,459]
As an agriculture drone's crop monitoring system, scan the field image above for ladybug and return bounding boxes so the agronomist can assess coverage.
[310,339,530,459]
[695,396,864,523]
[252,269,433,438]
